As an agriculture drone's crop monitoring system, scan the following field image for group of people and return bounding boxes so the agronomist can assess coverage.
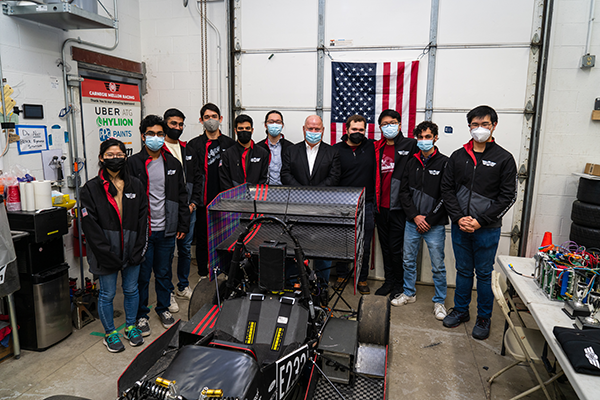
[79,103,517,353]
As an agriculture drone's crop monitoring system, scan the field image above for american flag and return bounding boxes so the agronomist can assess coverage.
[330,61,419,143]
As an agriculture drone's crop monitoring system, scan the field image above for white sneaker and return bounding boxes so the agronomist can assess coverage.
[175,286,193,300]
[391,293,416,307]
[168,293,179,313]
[433,302,447,320]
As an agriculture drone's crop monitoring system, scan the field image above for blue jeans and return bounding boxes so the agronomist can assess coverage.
[336,201,375,282]
[138,230,176,319]
[170,209,196,291]
[403,222,447,304]
[98,265,140,334]
[451,224,501,319]
[314,259,332,287]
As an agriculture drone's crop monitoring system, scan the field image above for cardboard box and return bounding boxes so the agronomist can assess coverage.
[584,163,600,177]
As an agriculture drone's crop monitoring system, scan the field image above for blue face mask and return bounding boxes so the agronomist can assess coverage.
[305,131,322,145]
[381,124,399,139]
[417,139,434,152]
[145,135,165,152]
[267,123,283,137]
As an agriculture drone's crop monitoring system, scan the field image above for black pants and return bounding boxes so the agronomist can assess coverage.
[194,205,209,276]
[375,207,406,288]
[336,201,375,282]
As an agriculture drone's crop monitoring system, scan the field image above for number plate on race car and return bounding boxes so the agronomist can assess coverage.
[276,344,309,400]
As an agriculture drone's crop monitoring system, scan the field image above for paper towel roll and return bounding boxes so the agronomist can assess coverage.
[19,182,27,210]
[25,182,35,211]
[33,180,52,210]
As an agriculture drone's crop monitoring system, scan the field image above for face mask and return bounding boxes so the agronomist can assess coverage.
[237,130,252,144]
[145,135,164,152]
[203,118,220,133]
[102,157,126,173]
[417,139,434,152]
[305,131,322,145]
[267,123,283,137]
[349,132,365,144]
[166,127,183,140]
[381,124,399,139]
[470,127,492,143]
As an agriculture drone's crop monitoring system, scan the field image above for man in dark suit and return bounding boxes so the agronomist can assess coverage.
[281,115,340,287]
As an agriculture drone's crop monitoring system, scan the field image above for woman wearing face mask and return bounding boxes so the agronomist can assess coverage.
[80,138,149,353]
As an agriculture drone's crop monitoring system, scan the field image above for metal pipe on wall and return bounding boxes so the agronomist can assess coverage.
[196,0,223,108]
[584,0,596,55]
[424,0,440,121]
[518,0,554,256]
[316,0,326,119]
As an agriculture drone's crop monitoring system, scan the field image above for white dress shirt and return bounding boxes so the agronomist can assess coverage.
[305,141,321,176]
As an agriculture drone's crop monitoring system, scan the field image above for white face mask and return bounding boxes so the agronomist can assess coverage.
[470,127,492,143]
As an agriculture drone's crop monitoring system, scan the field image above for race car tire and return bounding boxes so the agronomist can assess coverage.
[569,223,600,250]
[188,275,224,320]
[571,201,600,229]
[577,177,600,205]
[357,295,390,346]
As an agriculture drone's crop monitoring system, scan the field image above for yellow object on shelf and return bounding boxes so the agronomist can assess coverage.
[53,194,76,210]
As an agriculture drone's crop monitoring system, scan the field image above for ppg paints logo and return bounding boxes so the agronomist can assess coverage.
[99,127,112,141]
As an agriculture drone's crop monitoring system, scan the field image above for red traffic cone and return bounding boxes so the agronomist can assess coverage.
[540,231,553,252]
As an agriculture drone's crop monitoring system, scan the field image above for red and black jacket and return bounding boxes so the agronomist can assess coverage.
[127,146,190,236]
[441,139,518,228]
[219,141,269,191]
[398,148,449,226]
[187,132,236,205]
[162,140,204,207]
[374,133,418,212]
[80,169,148,276]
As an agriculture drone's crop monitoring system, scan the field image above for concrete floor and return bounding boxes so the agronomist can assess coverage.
[0,265,578,400]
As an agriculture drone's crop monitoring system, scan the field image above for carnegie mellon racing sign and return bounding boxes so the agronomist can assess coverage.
[81,78,141,157]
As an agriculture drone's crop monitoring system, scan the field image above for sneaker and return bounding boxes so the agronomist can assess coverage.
[391,293,416,306]
[103,331,125,353]
[159,311,176,329]
[136,317,151,337]
[433,303,447,320]
[442,308,470,328]
[175,286,193,300]
[168,293,179,313]
[357,281,370,295]
[472,317,491,340]
[374,281,394,296]
[124,325,144,347]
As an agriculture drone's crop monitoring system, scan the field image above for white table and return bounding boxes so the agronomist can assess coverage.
[497,255,600,399]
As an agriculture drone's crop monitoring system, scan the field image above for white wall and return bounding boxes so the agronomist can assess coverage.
[0,1,142,280]
[528,0,600,255]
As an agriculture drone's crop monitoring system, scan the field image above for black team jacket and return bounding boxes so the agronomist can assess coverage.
[398,148,449,226]
[333,134,376,203]
[187,132,236,205]
[162,140,204,207]
[80,169,148,276]
[441,139,517,229]
[281,141,340,187]
[127,146,190,236]
[256,135,294,185]
[219,140,269,191]
[374,133,418,212]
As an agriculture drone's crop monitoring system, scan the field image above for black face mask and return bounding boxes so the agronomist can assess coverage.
[166,127,183,140]
[349,132,365,145]
[103,157,126,173]
[237,130,252,145]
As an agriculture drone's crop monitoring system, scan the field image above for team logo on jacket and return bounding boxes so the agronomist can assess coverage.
[250,157,261,163]
[482,160,496,167]
[428,170,440,175]
[125,193,136,199]
[186,155,192,161]
[167,169,176,175]
[397,150,409,156]
[584,347,600,368]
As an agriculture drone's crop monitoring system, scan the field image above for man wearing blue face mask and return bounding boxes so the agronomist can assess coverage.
[256,110,293,185]
[128,115,190,336]
[373,109,418,298]
[394,121,449,322]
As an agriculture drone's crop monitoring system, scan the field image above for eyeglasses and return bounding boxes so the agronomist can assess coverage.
[168,121,185,129]
[380,122,399,128]
[469,122,493,129]
[145,131,165,137]
[104,152,126,159]
[266,119,283,125]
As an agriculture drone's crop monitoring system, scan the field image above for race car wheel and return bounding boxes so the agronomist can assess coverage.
[577,177,600,205]
[570,223,600,250]
[188,275,223,319]
[571,200,600,229]
[357,295,390,346]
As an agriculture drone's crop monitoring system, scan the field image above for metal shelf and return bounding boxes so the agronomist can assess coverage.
[2,3,115,31]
